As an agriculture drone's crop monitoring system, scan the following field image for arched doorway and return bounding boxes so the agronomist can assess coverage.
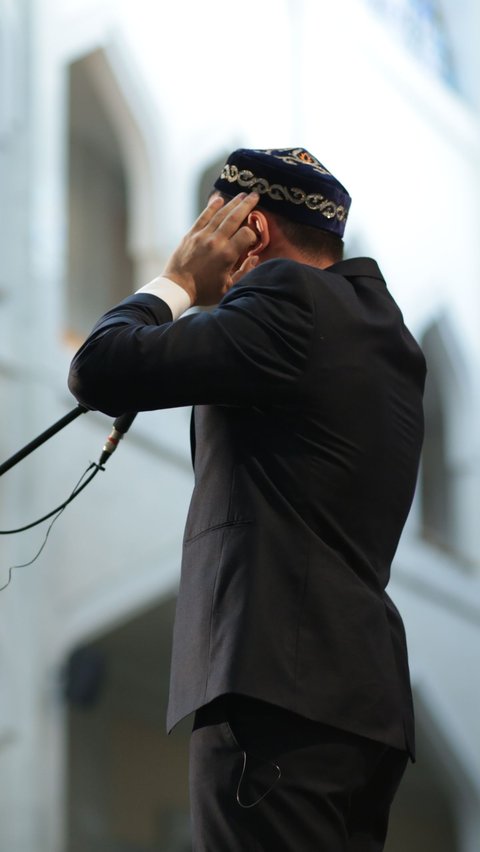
[65,45,163,345]
[65,596,191,852]
[66,52,134,341]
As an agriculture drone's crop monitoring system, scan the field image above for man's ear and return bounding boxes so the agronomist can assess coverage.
[247,211,270,255]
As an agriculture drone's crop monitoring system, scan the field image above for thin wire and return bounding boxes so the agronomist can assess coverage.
[0,463,103,534]
[236,750,281,809]
[0,462,103,593]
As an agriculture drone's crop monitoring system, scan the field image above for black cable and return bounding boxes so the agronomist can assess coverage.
[0,405,87,477]
[0,409,136,592]
[0,462,103,534]
[0,461,104,592]
[0,410,135,534]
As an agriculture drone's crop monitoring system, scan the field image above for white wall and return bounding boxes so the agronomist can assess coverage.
[0,0,479,849]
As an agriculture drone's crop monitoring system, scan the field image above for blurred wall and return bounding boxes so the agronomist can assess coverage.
[0,1,479,850]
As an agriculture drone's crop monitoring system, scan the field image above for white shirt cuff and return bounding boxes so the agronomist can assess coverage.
[135,276,192,320]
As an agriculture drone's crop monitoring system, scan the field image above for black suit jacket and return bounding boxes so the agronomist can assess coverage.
[69,257,426,757]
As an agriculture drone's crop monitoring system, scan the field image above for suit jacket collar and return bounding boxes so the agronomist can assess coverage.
[327,257,386,285]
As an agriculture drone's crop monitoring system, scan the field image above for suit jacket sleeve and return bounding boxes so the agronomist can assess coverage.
[68,259,315,415]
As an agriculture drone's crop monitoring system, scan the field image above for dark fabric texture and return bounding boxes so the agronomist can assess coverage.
[190,694,409,852]
[68,256,426,757]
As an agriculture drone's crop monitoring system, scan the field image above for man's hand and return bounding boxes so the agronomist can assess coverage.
[163,192,260,306]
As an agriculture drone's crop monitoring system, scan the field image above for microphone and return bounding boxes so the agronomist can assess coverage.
[98,412,137,466]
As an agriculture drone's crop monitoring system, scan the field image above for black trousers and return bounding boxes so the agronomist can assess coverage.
[190,695,408,852]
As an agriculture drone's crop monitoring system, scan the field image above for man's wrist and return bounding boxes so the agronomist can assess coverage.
[161,271,197,306]
[135,276,193,320]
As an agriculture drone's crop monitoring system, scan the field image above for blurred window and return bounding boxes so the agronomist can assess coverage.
[196,152,230,215]
[66,54,133,344]
[421,341,451,550]
[364,0,456,89]
[420,319,466,560]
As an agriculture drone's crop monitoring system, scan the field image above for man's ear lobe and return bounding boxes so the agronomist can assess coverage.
[247,211,270,254]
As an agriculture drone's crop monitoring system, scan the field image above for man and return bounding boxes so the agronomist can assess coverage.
[69,147,426,851]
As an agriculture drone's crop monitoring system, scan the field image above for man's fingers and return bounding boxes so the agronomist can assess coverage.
[163,192,261,305]
[207,192,260,237]
[231,254,259,285]
[230,224,257,258]
[188,195,225,235]
[190,192,260,241]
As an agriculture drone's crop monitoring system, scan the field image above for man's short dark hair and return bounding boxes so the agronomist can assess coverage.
[272,212,344,264]
[213,190,343,264]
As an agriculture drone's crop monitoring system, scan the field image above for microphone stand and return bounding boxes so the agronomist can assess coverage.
[0,404,88,478]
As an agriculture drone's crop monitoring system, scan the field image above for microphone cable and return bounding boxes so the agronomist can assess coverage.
[0,411,137,592]
[0,462,102,592]
[0,460,103,537]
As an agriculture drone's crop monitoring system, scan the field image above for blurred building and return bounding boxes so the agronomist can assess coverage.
[0,1,479,850]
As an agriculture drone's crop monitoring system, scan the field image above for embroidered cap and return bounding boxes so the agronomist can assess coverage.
[214,147,351,238]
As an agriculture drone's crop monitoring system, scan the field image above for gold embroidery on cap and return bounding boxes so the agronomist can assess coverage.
[220,165,348,223]
[255,148,332,176]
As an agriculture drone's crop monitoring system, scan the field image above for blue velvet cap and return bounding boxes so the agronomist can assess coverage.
[214,147,351,238]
